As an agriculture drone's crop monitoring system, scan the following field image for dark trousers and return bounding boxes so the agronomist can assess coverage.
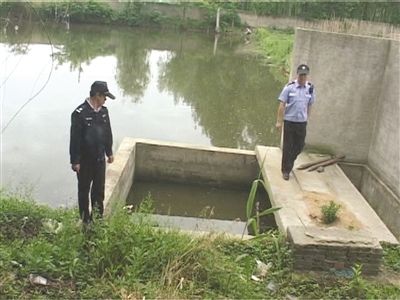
[77,159,105,223]
[281,120,307,174]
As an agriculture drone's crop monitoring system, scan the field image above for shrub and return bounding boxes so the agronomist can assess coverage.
[321,201,341,224]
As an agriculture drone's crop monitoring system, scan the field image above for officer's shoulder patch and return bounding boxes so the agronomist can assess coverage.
[307,81,313,86]
[75,102,89,114]
[287,81,295,86]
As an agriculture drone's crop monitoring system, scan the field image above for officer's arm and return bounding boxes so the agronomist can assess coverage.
[276,102,285,125]
[308,85,315,119]
[105,111,113,158]
[70,112,82,165]
[276,86,288,129]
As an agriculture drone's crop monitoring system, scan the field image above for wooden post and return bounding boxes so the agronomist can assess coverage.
[213,33,219,56]
[215,7,221,33]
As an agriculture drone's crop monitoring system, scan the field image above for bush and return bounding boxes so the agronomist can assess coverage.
[321,201,341,224]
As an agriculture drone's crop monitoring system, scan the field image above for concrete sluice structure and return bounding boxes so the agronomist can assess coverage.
[104,138,398,275]
[256,146,397,275]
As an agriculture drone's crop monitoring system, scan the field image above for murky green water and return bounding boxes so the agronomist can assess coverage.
[127,180,276,234]
[1,22,282,207]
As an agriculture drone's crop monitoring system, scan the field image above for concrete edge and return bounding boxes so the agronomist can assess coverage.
[255,145,286,236]
[295,27,400,42]
[104,138,136,216]
[340,162,400,202]
[134,138,256,156]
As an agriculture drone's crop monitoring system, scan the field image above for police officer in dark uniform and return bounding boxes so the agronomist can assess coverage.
[276,64,315,180]
[70,81,115,223]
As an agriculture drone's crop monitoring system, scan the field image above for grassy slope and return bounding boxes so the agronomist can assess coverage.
[253,28,294,84]
[0,194,399,299]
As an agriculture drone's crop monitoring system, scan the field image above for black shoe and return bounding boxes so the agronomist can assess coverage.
[282,172,289,181]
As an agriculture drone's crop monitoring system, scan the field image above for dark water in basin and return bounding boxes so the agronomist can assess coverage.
[127,180,277,235]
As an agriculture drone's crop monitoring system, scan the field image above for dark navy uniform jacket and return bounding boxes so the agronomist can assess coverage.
[70,99,113,164]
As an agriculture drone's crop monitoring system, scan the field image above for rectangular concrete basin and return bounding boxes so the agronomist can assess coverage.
[103,138,269,237]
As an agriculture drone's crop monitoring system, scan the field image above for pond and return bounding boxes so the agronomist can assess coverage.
[0,22,282,207]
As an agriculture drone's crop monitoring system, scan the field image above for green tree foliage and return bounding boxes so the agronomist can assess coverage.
[1,1,399,28]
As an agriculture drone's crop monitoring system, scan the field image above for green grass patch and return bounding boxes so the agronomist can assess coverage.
[383,243,400,272]
[254,28,294,83]
[1,193,399,299]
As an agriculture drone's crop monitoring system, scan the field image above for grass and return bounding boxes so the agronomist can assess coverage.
[1,192,399,299]
[254,27,294,83]
[321,201,341,224]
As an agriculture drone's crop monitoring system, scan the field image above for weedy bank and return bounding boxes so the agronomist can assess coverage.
[0,193,399,299]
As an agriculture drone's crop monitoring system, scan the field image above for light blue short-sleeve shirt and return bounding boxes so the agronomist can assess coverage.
[278,80,315,122]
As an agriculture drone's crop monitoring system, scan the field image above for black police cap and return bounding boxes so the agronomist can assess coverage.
[90,81,116,99]
[297,64,310,75]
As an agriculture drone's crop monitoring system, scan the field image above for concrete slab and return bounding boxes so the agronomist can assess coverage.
[255,146,398,245]
[147,214,248,237]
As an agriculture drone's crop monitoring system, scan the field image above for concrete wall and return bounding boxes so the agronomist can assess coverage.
[339,163,364,190]
[292,29,391,162]
[104,138,136,215]
[135,139,259,188]
[367,41,400,195]
[292,29,399,193]
[360,167,400,241]
[291,29,400,237]
[238,12,400,40]
[341,163,400,241]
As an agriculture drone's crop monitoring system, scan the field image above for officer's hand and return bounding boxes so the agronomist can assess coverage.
[275,121,283,131]
[107,156,114,164]
[71,164,80,174]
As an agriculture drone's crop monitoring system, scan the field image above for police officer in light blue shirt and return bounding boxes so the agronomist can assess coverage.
[275,64,315,180]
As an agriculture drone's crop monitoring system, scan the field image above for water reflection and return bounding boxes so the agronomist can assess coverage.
[115,35,150,102]
[158,47,281,148]
[1,22,282,206]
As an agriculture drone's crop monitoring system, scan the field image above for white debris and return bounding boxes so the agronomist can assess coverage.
[251,275,262,282]
[11,260,22,268]
[123,205,134,214]
[254,259,272,278]
[42,219,63,234]
[29,274,48,286]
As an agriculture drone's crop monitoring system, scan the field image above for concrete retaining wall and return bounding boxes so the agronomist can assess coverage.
[361,169,400,241]
[238,12,400,40]
[292,29,393,162]
[104,138,136,215]
[340,163,400,241]
[367,40,400,195]
[288,226,383,275]
[135,139,259,188]
[291,28,399,240]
